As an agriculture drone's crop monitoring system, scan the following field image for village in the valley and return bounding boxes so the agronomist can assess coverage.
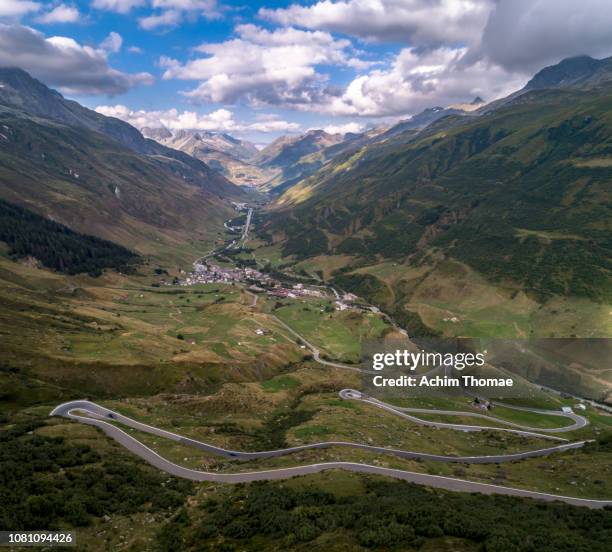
[172,260,360,312]
[155,201,364,312]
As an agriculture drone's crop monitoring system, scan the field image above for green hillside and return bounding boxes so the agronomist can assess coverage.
[263,84,612,337]
[0,69,246,264]
[0,199,137,276]
[0,111,239,264]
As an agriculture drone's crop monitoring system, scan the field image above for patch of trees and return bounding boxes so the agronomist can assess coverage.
[235,258,257,268]
[0,419,192,530]
[584,432,612,453]
[390,306,442,338]
[366,215,423,258]
[251,407,316,450]
[333,211,426,259]
[336,237,369,255]
[437,225,612,303]
[0,199,138,277]
[283,229,328,258]
[416,205,448,226]
[332,273,391,307]
[156,478,612,551]
[257,231,273,245]
[227,215,246,227]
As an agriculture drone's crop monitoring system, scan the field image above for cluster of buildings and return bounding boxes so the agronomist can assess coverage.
[171,262,360,312]
[182,262,274,286]
[334,292,358,311]
[561,404,587,413]
[268,282,326,299]
[173,263,323,297]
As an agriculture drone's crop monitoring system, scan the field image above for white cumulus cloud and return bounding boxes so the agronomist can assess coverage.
[100,31,123,54]
[94,104,301,133]
[152,0,217,10]
[91,0,144,13]
[260,0,493,47]
[35,4,80,24]
[139,0,220,29]
[139,9,181,29]
[0,0,41,17]
[0,24,153,95]
[161,24,367,105]
[248,118,302,133]
[318,46,525,117]
[321,122,364,134]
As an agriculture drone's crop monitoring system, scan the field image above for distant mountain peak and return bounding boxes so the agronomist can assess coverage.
[0,66,57,94]
[144,127,260,163]
[525,55,612,90]
[378,104,468,140]
[255,129,344,169]
[141,126,172,140]
[0,67,244,201]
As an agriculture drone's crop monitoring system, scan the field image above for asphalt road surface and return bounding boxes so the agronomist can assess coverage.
[272,315,376,374]
[268,312,589,441]
[49,400,610,509]
[339,390,588,442]
[50,399,584,463]
[240,208,253,245]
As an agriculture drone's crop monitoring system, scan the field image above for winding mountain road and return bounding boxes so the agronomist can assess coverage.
[270,315,588,441]
[50,398,583,463]
[272,315,376,374]
[72,210,604,508]
[340,390,588,441]
[49,395,609,509]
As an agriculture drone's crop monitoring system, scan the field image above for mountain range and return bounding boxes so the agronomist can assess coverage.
[0,68,245,261]
[142,126,351,190]
[262,55,612,338]
[144,107,485,193]
[141,127,275,188]
[0,56,610,339]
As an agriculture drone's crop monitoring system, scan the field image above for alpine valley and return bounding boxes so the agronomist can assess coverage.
[260,56,612,343]
[1,51,612,552]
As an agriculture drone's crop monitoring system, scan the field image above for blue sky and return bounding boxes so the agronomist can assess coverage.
[2,1,612,143]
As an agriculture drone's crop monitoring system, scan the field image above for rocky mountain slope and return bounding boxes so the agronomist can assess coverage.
[525,55,612,90]
[144,129,259,163]
[145,126,358,191]
[253,129,349,191]
[0,68,245,262]
[142,128,274,187]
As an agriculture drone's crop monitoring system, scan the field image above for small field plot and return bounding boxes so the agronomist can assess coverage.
[271,298,390,362]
